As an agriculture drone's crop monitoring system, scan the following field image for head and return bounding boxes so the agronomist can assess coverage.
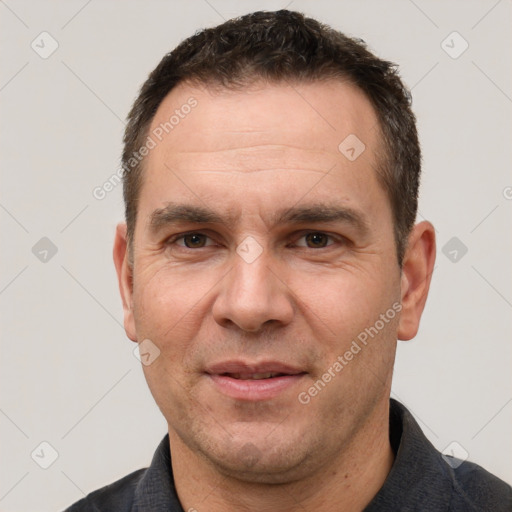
[114,10,435,484]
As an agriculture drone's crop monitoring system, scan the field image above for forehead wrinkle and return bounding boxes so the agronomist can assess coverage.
[164,144,338,175]
[179,167,331,175]
[169,142,333,154]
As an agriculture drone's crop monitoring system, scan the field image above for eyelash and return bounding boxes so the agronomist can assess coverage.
[168,232,217,248]
[165,231,346,249]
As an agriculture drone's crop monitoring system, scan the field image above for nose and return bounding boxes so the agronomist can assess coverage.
[212,249,294,332]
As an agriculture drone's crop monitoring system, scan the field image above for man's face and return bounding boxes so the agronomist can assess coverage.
[121,80,404,481]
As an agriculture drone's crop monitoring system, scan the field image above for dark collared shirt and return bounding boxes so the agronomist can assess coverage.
[65,400,512,511]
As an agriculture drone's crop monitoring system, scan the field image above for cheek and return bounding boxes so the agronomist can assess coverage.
[289,264,400,349]
[133,268,213,410]
[132,264,216,352]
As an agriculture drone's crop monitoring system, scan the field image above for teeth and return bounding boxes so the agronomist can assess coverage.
[229,372,280,380]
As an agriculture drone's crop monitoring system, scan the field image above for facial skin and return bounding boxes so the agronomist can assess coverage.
[114,79,436,511]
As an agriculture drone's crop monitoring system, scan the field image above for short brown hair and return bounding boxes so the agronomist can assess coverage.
[122,10,420,264]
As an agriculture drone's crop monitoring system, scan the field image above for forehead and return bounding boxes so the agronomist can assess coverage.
[147,78,381,165]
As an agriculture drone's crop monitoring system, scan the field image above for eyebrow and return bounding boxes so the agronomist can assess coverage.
[274,205,369,233]
[148,202,369,235]
[149,203,224,232]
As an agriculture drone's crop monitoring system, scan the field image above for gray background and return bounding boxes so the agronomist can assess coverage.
[0,0,511,510]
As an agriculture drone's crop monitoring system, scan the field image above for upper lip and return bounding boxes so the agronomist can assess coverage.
[205,360,305,376]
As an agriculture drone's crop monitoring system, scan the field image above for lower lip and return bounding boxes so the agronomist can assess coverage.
[208,374,305,401]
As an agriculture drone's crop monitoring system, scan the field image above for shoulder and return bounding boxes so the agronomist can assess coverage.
[63,468,146,512]
[63,435,176,511]
[381,400,512,512]
[449,459,512,511]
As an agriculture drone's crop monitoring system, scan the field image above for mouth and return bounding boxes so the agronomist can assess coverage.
[223,372,293,380]
[205,361,307,401]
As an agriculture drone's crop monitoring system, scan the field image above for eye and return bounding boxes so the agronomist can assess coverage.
[173,233,214,248]
[295,232,335,249]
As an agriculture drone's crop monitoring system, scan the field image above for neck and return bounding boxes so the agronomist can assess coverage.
[170,401,394,512]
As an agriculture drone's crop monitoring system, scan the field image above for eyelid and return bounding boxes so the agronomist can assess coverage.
[291,231,346,248]
[164,229,349,249]
[165,231,217,247]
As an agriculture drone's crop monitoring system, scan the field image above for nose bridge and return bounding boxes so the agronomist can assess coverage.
[212,246,293,331]
[232,251,272,300]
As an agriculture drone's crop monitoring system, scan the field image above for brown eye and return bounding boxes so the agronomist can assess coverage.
[305,232,330,248]
[182,233,208,248]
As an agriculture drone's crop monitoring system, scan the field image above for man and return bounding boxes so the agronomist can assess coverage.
[66,10,511,511]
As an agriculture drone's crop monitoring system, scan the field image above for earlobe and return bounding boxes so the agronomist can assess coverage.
[113,223,137,342]
[397,221,436,341]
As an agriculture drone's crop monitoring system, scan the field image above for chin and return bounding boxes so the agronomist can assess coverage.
[209,449,311,484]
[193,426,319,484]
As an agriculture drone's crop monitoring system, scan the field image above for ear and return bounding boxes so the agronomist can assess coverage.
[113,223,137,342]
[397,221,436,341]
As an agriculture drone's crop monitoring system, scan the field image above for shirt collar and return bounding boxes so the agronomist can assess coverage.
[133,435,183,511]
[364,399,454,511]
